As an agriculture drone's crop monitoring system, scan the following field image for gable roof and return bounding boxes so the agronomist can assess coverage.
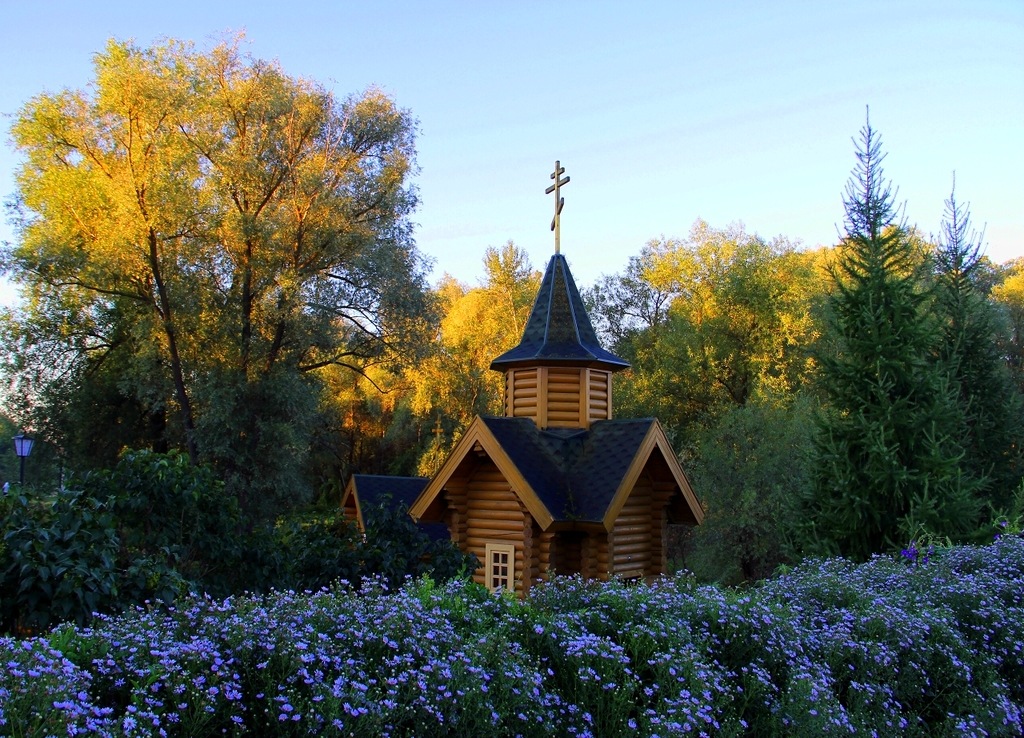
[343,475,448,541]
[489,254,629,372]
[409,416,703,531]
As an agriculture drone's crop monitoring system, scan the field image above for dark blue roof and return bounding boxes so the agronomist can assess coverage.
[478,416,657,523]
[349,475,449,542]
[490,254,629,371]
[351,474,428,510]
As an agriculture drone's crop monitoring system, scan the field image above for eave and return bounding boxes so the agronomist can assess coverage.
[409,416,556,530]
[601,419,704,530]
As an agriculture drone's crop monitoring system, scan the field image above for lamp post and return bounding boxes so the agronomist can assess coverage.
[13,433,34,486]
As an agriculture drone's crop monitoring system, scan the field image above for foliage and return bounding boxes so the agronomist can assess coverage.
[586,244,677,348]
[588,222,824,445]
[1,35,430,520]
[932,180,1024,510]
[991,258,1024,391]
[801,116,982,560]
[360,497,478,586]
[0,450,235,633]
[2,538,1023,736]
[0,488,123,634]
[311,363,423,488]
[405,242,539,475]
[0,417,66,494]
[194,369,320,521]
[0,415,18,488]
[686,394,815,583]
[259,513,364,592]
[262,500,474,594]
[991,482,1024,538]
[84,449,243,596]
[0,449,476,634]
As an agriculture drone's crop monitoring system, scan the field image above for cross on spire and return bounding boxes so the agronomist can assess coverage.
[545,160,570,253]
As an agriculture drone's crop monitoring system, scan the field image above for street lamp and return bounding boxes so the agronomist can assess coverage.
[13,433,34,486]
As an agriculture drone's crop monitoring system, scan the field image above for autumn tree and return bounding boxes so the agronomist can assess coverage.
[587,241,679,349]
[800,117,981,559]
[405,242,539,475]
[1,37,429,518]
[991,259,1024,393]
[589,221,824,444]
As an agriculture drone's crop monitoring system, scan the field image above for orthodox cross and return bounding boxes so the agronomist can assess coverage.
[545,160,570,253]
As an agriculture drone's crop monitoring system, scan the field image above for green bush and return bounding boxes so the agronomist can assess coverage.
[0,488,121,633]
[361,498,478,587]
[85,449,245,597]
[1,452,477,634]
[265,513,364,591]
[0,449,232,633]
[687,396,814,583]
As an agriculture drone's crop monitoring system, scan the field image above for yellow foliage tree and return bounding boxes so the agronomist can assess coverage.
[407,243,539,475]
[991,259,1024,390]
[3,36,427,517]
[599,220,827,440]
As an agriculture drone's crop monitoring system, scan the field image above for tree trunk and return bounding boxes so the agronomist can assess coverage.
[149,229,199,464]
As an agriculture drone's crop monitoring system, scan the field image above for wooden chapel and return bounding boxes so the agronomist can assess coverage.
[404,162,704,595]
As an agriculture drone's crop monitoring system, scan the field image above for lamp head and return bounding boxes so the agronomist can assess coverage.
[13,434,34,459]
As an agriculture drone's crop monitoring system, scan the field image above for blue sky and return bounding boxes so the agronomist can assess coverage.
[1,1,1021,306]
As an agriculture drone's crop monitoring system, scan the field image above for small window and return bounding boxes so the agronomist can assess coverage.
[485,543,515,593]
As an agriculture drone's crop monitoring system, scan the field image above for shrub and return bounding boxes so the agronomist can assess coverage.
[360,498,478,587]
[0,450,240,634]
[0,488,121,634]
[264,513,363,592]
[687,396,813,583]
[1,452,476,635]
[84,449,245,598]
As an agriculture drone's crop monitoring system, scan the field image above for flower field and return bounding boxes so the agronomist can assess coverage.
[2,537,1023,737]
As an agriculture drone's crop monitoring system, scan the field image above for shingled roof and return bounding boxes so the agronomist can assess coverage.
[479,416,656,522]
[344,475,448,541]
[489,254,629,371]
[410,415,702,530]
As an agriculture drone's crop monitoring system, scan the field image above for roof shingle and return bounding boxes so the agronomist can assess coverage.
[490,254,629,371]
[478,416,658,523]
[349,475,448,541]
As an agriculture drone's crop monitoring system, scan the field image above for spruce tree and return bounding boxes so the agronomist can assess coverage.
[803,115,981,559]
[933,180,1024,510]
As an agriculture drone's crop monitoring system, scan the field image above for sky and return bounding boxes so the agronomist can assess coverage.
[0,1,1022,308]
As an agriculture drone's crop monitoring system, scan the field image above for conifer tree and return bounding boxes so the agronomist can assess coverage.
[802,115,981,559]
[933,180,1024,509]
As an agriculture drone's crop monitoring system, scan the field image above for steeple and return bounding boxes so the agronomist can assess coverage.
[489,253,628,372]
[489,161,629,429]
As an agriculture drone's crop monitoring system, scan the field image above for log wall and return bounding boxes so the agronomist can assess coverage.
[595,535,611,581]
[587,370,611,422]
[442,476,469,549]
[464,460,533,596]
[611,474,658,578]
[342,496,359,528]
[546,367,582,427]
[505,367,611,429]
[537,530,554,584]
[507,368,539,422]
[554,532,583,576]
[651,482,676,576]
